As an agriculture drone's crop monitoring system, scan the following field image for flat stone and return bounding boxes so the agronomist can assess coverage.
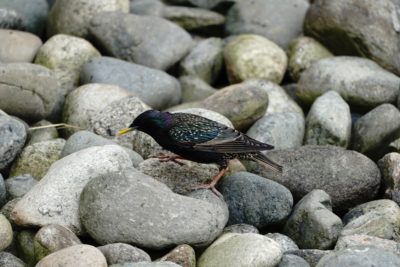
[62,83,131,137]
[11,145,132,234]
[80,168,228,249]
[246,145,381,212]
[89,12,192,70]
[224,34,287,84]
[304,0,400,76]
[297,56,400,109]
[283,190,343,249]
[0,112,27,171]
[36,244,107,267]
[10,139,66,180]
[0,29,42,62]
[225,0,309,48]
[316,246,400,267]
[247,112,305,150]
[198,233,283,267]
[219,172,293,228]
[34,224,82,262]
[341,199,400,241]
[35,34,100,94]
[0,63,62,121]
[180,38,223,84]
[62,131,143,167]
[98,243,150,265]
[352,104,400,159]
[304,91,351,148]
[47,0,129,38]
[81,57,181,109]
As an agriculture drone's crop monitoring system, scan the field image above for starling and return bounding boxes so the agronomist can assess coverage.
[117,110,282,195]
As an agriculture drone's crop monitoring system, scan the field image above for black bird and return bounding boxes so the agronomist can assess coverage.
[117,110,282,195]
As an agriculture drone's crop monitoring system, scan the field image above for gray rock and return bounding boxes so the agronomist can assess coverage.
[0,214,12,251]
[305,91,351,148]
[10,139,65,180]
[304,0,400,76]
[265,233,299,253]
[159,244,195,267]
[341,199,400,241]
[34,224,82,262]
[0,9,24,31]
[278,254,310,267]
[47,0,129,38]
[0,112,27,171]
[0,63,62,121]
[81,57,181,110]
[164,0,234,10]
[27,120,59,145]
[289,250,333,267]
[180,38,223,84]
[0,0,49,35]
[5,174,38,199]
[0,29,42,62]
[89,96,150,149]
[283,190,343,249]
[36,244,107,267]
[62,131,143,167]
[63,83,132,137]
[244,79,304,116]
[0,252,25,267]
[287,36,333,81]
[1,198,20,222]
[201,81,269,130]
[16,230,39,266]
[352,104,400,159]
[89,12,192,70]
[111,263,181,267]
[130,0,164,16]
[35,34,101,94]
[224,34,288,84]
[223,224,259,234]
[335,234,400,255]
[378,153,400,205]
[316,246,400,267]
[98,243,150,265]
[246,146,381,212]
[80,167,228,249]
[225,0,309,48]
[0,174,5,207]
[179,75,217,103]
[163,6,225,31]
[138,158,219,195]
[247,112,305,150]
[198,233,283,267]
[11,145,132,234]
[297,56,400,109]
[219,172,293,228]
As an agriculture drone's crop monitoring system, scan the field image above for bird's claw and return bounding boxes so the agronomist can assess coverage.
[152,153,185,166]
[192,182,223,198]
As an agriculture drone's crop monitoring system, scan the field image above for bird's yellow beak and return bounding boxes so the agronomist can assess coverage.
[116,127,134,137]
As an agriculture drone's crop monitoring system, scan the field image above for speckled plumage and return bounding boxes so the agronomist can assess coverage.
[128,110,282,172]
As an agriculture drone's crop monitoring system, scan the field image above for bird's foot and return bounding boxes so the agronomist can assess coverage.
[192,182,222,198]
[152,153,185,166]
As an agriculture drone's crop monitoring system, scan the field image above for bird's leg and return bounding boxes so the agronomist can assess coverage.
[193,166,228,197]
[151,152,185,166]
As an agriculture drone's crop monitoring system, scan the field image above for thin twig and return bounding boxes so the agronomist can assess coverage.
[29,123,83,131]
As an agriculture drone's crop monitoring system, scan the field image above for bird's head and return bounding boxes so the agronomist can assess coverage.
[116,110,173,136]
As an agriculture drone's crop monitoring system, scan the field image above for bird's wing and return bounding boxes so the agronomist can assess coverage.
[168,114,274,153]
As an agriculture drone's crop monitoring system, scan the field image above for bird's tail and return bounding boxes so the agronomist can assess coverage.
[252,152,283,173]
